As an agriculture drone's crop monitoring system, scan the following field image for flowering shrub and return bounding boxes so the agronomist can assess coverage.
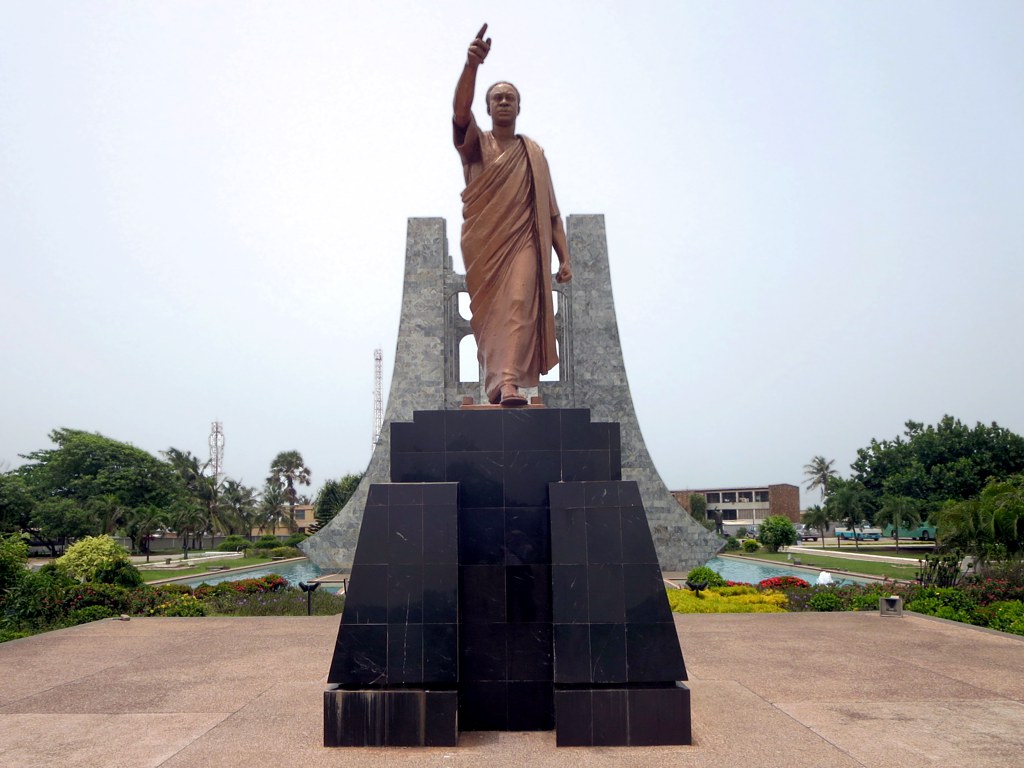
[758,576,810,590]
[152,594,206,617]
[667,586,787,613]
[192,574,288,600]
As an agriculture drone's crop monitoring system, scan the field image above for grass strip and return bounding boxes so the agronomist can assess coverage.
[735,552,922,580]
[139,556,277,582]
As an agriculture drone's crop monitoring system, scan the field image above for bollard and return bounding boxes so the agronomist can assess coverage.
[299,581,321,616]
[879,595,903,618]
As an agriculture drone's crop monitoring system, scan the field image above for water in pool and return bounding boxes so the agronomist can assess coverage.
[704,556,868,585]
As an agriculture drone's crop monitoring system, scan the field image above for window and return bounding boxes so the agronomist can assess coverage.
[754,490,769,502]
[737,492,752,503]
[721,492,736,504]
[295,510,306,520]
[721,509,737,521]
[706,492,720,503]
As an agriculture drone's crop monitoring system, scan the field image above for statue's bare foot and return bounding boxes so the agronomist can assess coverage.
[499,383,527,407]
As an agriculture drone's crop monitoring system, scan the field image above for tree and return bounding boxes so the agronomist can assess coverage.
[255,483,286,535]
[688,493,707,524]
[309,473,362,534]
[935,474,1024,563]
[825,483,868,549]
[849,417,1024,511]
[801,504,831,550]
[19,429,180,511]
[171,504,206,559]
[758,516,797,553]
[163,448,220,534]
[267,451,311,532]
[875,495,922,553]
[31,498,96,557]
[219,480,258,535]
[0,473,34,534]
[803,456,838,500]
[129,505,167,562]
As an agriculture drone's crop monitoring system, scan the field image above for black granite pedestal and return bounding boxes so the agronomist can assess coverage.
[324,409,691,747]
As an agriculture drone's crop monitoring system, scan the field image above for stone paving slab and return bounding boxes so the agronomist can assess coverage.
[1,613,1023,767]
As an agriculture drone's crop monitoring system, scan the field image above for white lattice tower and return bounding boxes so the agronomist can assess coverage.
[208,420,224,479]
[373,348,383,450]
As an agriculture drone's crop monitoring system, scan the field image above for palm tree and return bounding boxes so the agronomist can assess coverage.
[267,451,312,533]
[255,483,286,535]
[163,447,220,536]
[87,494,128,535]
[826,484,867,549]
[875,495,921,553]
[801,504,831,550]
[803,456,838,500]
[130,505,167,562]
[219,479,258,536]
[171,503,206,560]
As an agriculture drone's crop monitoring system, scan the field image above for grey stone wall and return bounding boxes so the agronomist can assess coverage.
[300,215,721,573]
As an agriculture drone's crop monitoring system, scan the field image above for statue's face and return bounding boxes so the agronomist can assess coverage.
[487,83,520,126]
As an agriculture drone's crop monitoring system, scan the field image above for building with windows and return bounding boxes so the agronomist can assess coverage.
[671,484,800,527]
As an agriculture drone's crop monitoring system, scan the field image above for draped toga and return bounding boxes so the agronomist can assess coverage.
[454,114,560,404]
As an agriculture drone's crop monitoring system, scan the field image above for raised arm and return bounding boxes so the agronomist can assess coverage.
[454,24,491,129]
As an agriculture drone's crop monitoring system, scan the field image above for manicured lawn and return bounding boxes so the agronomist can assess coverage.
[139,556,281,582]
[795,545,934,559]
[737,552,922,581]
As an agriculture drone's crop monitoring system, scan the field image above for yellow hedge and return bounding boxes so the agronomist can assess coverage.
[666,587,787,614]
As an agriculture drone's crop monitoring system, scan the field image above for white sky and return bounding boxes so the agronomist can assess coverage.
[2,1,1023,509]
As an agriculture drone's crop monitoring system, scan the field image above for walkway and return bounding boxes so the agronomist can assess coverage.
[1,612,1022,767]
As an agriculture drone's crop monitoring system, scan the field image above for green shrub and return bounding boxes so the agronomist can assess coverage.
[66,605,116,625]
[0,628,32,643]
[252,535,281,549]
[281,532,308,548]
[201,587,345,616]
[57,535,134,582]
[3,565,78,629]
[0,533,29,603]
[723,536,740,551]
[93,558,144,587]
[216,536,252,552]
[758,515,798,553]
[266,546,301,559]
[979,600,1024,635]
[685,566,725,588]
[808,591,843,612]
[742,539,760,553]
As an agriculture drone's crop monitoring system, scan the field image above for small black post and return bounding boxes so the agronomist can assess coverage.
[299,581,321,615]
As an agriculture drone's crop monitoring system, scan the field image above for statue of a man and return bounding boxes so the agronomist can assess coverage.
[453,24,572,407]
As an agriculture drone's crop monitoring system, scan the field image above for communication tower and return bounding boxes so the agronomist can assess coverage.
[208,420,225,479]
[373,348,383,450]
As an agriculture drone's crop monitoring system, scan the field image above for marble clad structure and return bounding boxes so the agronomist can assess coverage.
[324,408,692,746]
[301,215,721,573]
[317,214,714,747]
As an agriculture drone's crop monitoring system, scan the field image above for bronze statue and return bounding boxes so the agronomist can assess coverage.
[453,24,572,407]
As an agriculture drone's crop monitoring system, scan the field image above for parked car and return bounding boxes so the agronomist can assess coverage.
[796,525,819,542]
[882,523,936,541]
[835,525,881,541]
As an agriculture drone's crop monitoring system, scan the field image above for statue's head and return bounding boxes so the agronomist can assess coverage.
[486,81,520,126]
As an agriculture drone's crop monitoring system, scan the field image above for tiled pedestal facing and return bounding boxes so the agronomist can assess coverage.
[324,409,691,747]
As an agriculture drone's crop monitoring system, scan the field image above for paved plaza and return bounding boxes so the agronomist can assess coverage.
[1,611,1023,767]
